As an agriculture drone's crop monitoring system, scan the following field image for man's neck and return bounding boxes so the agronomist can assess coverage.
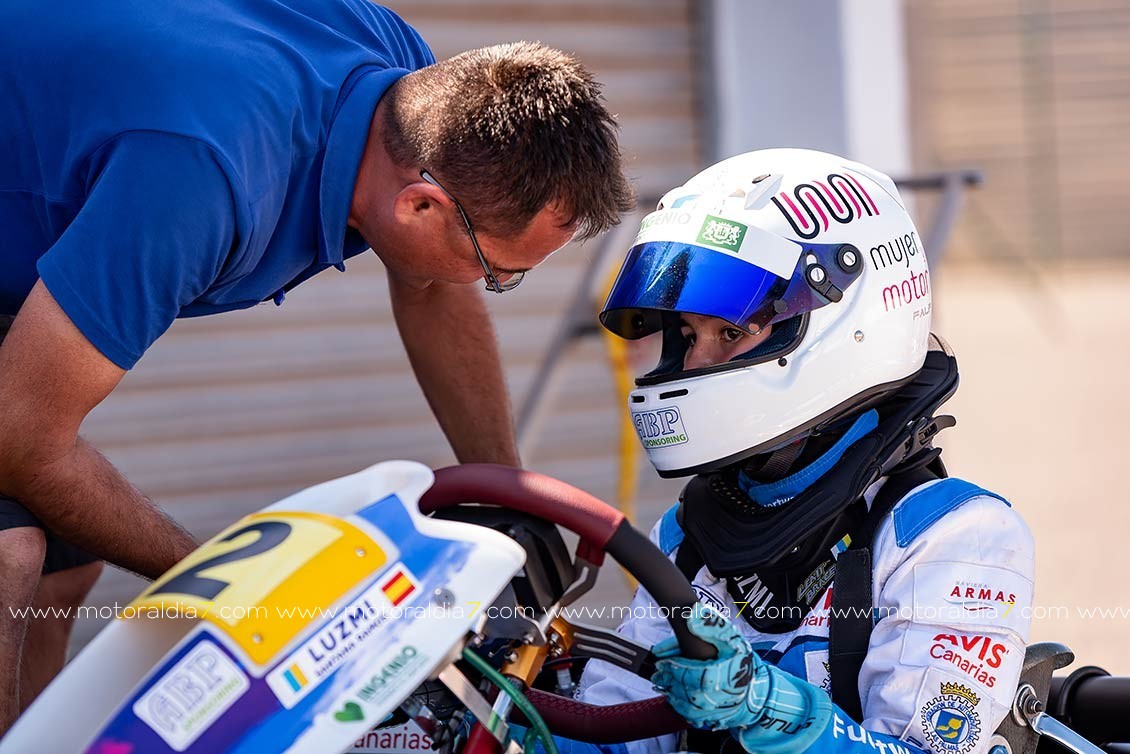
[348,95,402,239]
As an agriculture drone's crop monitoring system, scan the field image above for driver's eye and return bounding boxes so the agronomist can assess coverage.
[722,327,744,343]
[680,327,696,346]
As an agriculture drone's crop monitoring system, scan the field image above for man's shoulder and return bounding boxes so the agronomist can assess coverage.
[9,0,430,146]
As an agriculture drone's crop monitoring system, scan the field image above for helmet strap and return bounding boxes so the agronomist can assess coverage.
[744,438,807,483]
[735,410,881,509]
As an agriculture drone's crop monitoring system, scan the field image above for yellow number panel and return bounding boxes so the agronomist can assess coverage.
[133,511,389,667]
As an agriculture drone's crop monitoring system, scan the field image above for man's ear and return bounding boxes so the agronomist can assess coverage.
[393,180,451,227]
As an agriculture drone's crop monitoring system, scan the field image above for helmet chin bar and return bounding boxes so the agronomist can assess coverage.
[628,326,933,479]
[653,371,919,479]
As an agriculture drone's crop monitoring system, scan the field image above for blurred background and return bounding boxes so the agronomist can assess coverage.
[75,0,1130,674]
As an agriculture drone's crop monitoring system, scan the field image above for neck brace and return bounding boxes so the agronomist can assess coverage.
[737,410,880,508]
[679,335,959,579]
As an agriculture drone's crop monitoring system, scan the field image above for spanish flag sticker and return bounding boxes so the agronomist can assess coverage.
[381,567,417,607]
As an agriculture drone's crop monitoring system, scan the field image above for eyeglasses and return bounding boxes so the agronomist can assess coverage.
[420,169,525,294]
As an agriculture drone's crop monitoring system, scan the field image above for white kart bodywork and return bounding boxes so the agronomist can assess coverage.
[2,461,525,754]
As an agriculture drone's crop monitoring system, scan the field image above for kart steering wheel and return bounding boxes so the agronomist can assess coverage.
[420,463,710,743]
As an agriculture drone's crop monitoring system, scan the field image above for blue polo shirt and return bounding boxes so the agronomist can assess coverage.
[0,0,433,368]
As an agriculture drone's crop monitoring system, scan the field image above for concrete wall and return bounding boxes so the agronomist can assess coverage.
[709,0,911,175]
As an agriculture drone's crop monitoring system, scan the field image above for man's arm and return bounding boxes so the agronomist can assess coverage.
[388,274,520,466]
[0,282,197,579]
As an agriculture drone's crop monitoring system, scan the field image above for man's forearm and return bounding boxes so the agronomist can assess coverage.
[0,281,197,580]
[6,437,197,579]
[389,277,520,466]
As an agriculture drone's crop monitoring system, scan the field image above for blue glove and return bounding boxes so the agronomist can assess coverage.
[651,604,833,754]
[651,603,770,731]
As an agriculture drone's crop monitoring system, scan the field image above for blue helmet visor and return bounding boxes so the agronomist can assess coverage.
[599,239,863,340]
[600,241,787,339]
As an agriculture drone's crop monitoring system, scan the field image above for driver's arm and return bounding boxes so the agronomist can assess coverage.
[850,495,1034,752]
[656,496,1034,754]
[0,131,241,578]
[388,275,520,466]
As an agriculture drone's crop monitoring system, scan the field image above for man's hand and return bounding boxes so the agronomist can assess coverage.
[388,274,521,466]
[0,281,197,578]
[651,604,769,731]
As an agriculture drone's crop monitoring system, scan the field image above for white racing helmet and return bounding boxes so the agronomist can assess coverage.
[600,148,932,477]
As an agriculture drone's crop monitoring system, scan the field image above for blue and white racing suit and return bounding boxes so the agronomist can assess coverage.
[575,477,1035,754]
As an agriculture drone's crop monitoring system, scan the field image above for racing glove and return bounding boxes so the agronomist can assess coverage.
[651,604,833,754]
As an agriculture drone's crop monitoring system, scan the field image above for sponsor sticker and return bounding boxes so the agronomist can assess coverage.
[632,407,689,449]
[347,721,435,753]
[904,667,998,754]
[795,561,835,606]
[911,563,1033,636]
[354,645,430,709]
[266,564,420,708]
[696,214,748,251]
[633,208,800,279]
[832,714,921,754]
[327,645,431,732]
[803,649,832,694]
[921,682,981,754]
[638,209,695,236]
[133,639,249,751]
[899,626,1022,707]
[692,584,729,617]
[801,588,834,630]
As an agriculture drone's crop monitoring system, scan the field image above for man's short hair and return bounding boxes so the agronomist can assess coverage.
[383,41,635,241]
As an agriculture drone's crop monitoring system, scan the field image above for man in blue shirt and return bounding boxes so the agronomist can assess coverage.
[0,0,633,730]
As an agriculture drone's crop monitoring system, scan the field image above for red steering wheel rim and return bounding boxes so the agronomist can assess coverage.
[420,464,697,743]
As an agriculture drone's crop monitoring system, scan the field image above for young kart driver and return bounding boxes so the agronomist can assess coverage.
[578,148,1035,754]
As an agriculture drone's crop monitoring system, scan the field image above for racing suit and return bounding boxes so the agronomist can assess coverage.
[576,477,1035,754]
